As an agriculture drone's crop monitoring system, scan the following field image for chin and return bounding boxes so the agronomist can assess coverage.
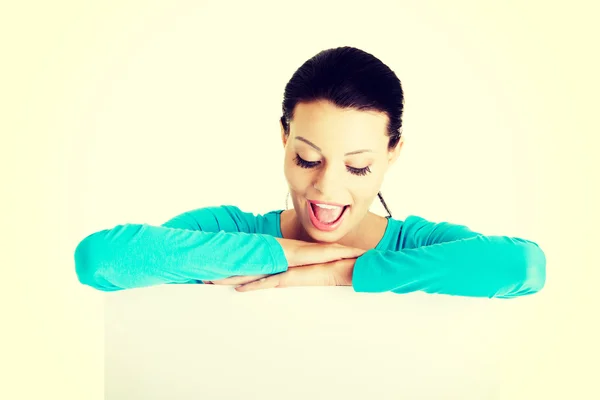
[305,228,345,244]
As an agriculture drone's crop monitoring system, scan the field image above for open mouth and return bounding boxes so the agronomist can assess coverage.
[307,201,350,231]
[310,203,348,223]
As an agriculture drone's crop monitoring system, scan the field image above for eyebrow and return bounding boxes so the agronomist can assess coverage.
[295,136,373,156]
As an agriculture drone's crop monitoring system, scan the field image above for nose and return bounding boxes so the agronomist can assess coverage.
[312,163,340,195]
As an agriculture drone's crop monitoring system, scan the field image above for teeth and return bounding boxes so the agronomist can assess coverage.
[314,203,343,210]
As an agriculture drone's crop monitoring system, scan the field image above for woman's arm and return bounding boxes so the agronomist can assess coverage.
[352,216,546,299]
[73,206,288,292]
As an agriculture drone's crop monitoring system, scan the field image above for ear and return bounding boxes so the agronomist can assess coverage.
[388,136,404,167]
[280,119,288,148]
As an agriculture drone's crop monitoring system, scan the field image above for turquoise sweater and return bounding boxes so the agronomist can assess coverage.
[74,205,546,298]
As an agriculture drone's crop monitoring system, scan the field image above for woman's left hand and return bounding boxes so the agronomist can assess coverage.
[207,258,357,292]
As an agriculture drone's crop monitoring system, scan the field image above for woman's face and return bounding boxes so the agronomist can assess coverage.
[281,100,402,243]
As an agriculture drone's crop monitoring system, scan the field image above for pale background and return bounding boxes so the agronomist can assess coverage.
[2,0,598,399]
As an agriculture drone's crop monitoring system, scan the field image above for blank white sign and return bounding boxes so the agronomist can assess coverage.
[105,284,533,400]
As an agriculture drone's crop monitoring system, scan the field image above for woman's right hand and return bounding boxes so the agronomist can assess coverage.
[274,237,366,267]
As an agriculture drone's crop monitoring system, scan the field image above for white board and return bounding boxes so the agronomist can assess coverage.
[105,284,533,399]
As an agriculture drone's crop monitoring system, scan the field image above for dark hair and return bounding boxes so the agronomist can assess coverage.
[280,46,404,218]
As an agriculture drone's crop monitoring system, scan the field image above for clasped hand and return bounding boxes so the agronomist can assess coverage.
[204,238,366,292]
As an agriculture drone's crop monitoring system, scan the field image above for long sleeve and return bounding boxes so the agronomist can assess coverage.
[74,206,288,292]
[352,216,546,299]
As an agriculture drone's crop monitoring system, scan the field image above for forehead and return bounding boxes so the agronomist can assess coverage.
[291,100,389,146]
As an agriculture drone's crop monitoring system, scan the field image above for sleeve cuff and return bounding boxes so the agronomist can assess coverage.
[262,235,289,274]
[352,250,383,293]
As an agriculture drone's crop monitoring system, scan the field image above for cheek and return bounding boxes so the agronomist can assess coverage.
[350,174,385,203]
[284,159,312,193]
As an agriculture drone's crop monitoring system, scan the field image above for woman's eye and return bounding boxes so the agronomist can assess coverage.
[347,166,371,176]
[294,154,371,176]
[294,154,320,169]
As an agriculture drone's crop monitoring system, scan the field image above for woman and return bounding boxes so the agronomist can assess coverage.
[74,46,546,298]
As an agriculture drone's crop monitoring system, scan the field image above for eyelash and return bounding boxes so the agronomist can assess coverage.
[293,154,371,176]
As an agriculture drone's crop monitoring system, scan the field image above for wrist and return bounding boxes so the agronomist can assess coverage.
[334,258,356,286]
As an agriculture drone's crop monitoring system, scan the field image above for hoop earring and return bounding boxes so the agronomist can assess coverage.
[285,191,290,210]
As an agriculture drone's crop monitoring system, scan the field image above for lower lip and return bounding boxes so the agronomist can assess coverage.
[307,202,350,232]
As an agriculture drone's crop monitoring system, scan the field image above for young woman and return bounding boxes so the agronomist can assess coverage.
[74,46,546,298]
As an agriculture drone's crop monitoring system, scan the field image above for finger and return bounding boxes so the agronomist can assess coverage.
[300,245,365,267]
[338,246,367,259]
[212,275,265,285]
[237,265,332,291]
[235,275,281,292]
[211,274,270,286]
[288,254,360,269]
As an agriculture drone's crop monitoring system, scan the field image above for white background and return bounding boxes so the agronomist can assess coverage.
[2,1,598,399]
